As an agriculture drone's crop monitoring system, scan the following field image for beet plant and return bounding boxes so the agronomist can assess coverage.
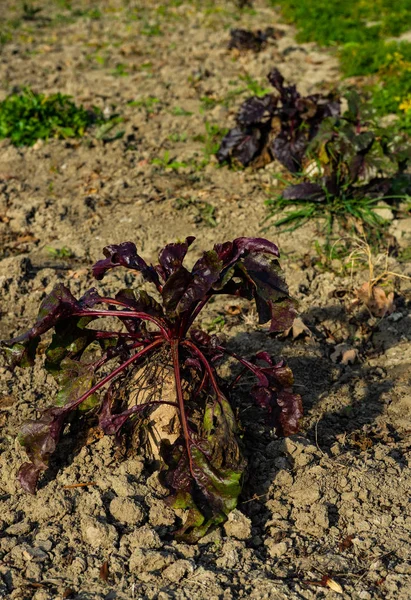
[1,237,302,541]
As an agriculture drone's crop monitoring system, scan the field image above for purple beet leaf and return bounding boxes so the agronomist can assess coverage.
[1,236,302,542]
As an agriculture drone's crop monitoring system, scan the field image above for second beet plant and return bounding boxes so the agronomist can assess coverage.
[1,237,302,541]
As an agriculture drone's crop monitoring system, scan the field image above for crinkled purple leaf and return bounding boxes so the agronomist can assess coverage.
[267,68,285,91]
[92,242,160,287]
[17,408,67,494]
[237,95,277,127]
[161,266,192,315]
[157,237,195,280]
[216,126,261,166]
[271,130,308,172]
[190,330,223,362]
[248,354,303,436]
[282,182,326,202]
[116,289,164,319]
[176,250,223,315]
[211,238,295,333]
[1,284,81,369]
[276,390,303,436]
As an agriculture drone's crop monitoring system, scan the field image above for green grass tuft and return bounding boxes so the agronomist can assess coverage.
[0,89,104,146]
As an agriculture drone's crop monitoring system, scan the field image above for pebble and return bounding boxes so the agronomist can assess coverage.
[109,497,145,525]
[223,509,252,540]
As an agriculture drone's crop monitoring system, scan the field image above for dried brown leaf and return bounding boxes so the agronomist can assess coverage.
[355,282,395,317]
[281,317,312,340]
[330,344,358,365]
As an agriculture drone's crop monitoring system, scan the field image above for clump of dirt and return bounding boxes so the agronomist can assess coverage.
[1,1,411,599]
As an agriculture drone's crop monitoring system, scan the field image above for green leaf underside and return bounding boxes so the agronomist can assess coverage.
[164,393,244,542]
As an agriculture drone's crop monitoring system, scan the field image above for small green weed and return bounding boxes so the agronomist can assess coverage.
[141,22,162,36]
[206,315,226,332]
[174,197,217,227]
[171,106,193,116]
[193,121,229,164]
[265,183,388,236]
[22,3,44,21]
[239,74,271,97]
[168,132,188,142]
[151,151,189,170]
[45,245,74,259]
[111,63,129,77]
[0,89,104,146]
[128,97,160,114]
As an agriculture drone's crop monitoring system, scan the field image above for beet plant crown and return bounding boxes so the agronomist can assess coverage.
[1,236,303,541]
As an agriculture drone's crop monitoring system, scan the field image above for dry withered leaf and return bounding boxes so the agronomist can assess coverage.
[99,560,109,581]
[226,304,242,316]
[355,282,395,317]
[323,576,343,594]
[330,344,359,365]
[338,534,354,551]
[281,317,312,340]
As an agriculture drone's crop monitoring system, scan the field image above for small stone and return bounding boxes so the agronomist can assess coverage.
[22,546,48,562]
[123,525,161,550]
[129,549,174,573]
[162,559,194,582]
[388,312,403,322]
[374,204,394,221]
[34,539,53,552]
[6,521,32,536]
[108,475,136,497]
[148,500,175,527]
[223,510,252,540]
[109,497,145,525]
[265,538,291,558]
[81,518,118,549]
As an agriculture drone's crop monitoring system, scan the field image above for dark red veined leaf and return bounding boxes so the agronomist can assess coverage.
[115,289,164,319]
[271,130,308,173]
[237,95,277,126]
[176,250,223,315]
[161,266,192,315]
[282,182,326,201]
[157,237,195,280]
[92,242,160,287]
[249,353,302,435]
[212,238,296,333]
[1,284,81,369]
[216,126,261,166]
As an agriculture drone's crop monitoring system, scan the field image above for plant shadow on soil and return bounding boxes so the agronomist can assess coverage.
[227,304,410,491]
